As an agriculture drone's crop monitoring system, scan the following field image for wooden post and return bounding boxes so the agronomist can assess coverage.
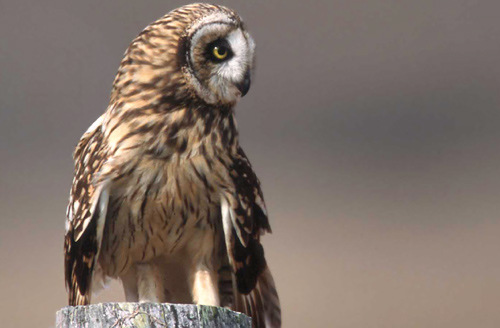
[56,302,251,328]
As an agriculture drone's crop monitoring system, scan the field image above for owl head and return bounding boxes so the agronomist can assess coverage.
[112,4,255,109]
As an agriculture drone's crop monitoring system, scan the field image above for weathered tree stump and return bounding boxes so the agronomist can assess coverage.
[56,302,251,328]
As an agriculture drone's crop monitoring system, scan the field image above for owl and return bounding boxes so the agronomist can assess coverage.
[64,3,281,328]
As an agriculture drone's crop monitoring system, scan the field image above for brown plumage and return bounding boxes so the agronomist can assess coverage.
[64,3,281,327]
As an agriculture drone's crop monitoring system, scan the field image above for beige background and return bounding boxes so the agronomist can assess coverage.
[1,0,500,327]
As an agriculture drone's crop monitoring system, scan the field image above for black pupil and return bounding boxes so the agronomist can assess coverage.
[216,47,227,56]
[208,39,232,62]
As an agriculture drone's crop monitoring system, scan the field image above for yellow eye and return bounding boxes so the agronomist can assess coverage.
[208,40,232,62]
[212,46,228,60]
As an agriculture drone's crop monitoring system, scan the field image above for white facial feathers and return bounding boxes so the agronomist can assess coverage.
[216,29,254,86]
[186,13,255,105]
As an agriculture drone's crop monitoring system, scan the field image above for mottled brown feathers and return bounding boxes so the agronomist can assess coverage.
[65,121,106,305]
[225,148,271,294]
[64,3,280,328]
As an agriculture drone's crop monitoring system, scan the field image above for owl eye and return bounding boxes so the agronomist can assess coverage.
[207,39,233,62]
[213,46,228,59]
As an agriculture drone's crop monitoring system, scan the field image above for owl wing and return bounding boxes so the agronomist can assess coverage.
[221,147,281,328]
[64,116,111,305]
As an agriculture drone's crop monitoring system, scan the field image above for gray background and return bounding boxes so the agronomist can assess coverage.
[1,0,500,327]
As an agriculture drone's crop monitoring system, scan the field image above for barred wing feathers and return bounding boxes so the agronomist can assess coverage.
[64,116,110,305]
[221,147,281,328]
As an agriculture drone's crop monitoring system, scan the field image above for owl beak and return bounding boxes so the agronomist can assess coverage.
[236,71,251,97]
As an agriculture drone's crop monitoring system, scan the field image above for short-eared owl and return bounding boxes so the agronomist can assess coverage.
[64,3,281,327]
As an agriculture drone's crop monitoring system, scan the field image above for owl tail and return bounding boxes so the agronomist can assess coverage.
[235,266,282,328]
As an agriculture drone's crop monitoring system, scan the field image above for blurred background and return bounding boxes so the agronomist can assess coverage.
[1,0,500,327]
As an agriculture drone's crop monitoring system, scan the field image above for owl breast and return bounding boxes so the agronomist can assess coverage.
[98,151,230,278]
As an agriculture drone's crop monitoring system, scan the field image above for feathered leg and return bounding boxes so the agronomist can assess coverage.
[136,263,163,302]
[120,266,139,302]
[191,264,220,306]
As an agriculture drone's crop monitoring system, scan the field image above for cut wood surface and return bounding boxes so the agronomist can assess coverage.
[56,302,251,328]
